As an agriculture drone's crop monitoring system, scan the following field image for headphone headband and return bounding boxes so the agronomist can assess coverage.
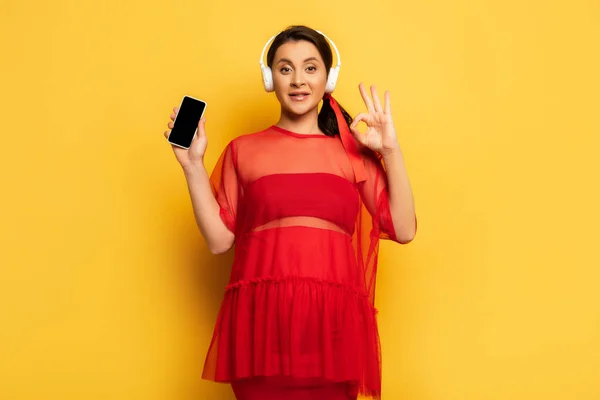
[259,30,341,69]
[259,35,276,66]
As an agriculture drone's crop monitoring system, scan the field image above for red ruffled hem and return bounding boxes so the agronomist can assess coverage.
[202,275,382,398]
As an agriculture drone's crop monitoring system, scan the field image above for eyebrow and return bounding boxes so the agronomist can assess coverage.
[276,57,320,65]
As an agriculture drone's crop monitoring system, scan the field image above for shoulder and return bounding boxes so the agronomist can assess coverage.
[227,126,276,147]
[218,126,277,162]
[227,126,280,156]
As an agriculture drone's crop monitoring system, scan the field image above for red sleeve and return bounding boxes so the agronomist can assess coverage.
[357,147,416,243]
[209,140,239,233]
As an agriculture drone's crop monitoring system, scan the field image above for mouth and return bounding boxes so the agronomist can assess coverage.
[289,92,311,101]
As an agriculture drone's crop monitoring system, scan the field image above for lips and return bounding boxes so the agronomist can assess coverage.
[289,92,310,101]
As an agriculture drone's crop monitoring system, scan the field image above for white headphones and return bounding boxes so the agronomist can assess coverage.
[259,29,341,93]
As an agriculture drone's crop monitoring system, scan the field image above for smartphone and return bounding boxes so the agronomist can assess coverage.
[168,95,207,149]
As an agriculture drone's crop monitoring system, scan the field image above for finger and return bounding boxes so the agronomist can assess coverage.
[370,85,383,113]
[350,112,369,129]
[168,121,173,129]
[164,130,170,139]
[384,90,391,114]
[358,82,375,114]
[349,125,366,146]
[196,117,207,139]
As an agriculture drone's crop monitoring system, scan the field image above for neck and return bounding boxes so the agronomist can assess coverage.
[276,105,322,135]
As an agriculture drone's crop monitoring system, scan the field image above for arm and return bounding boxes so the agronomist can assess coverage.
[182,164,235,254]
[381,144,417,243]
[164,109,236,255]
[349,82,417,243]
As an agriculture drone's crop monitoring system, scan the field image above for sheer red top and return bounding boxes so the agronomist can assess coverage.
[201,121,416,399]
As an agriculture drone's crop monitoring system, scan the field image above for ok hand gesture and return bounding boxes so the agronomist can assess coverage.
[350,83,400,156]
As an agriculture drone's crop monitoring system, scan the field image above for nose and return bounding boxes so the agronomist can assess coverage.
[291,71,306,87]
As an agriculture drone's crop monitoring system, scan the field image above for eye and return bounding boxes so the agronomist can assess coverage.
[280,67,292,73]
[306,66,317,72]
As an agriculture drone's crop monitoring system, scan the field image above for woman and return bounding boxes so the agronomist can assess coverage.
[164,25,416,400]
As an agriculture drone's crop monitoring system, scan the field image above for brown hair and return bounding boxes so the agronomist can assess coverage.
[266,25,353,137]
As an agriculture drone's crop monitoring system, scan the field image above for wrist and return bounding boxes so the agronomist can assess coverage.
[381,144,402,161]
[182,161,206,177]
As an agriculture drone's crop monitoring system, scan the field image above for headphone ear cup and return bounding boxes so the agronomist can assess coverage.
[261,66,274,92]
[325,66,339,93]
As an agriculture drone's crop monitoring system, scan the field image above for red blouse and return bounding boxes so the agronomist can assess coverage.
[201,122,416,399]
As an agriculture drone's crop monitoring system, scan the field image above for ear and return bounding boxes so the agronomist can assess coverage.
[262,66,274,92]
[325,66,339,93]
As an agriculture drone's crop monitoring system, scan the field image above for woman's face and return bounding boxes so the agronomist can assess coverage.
[271,40,328,117]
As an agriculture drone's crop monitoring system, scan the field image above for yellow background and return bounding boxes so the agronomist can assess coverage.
[1,0,599,399]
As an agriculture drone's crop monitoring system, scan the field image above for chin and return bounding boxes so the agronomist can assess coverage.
[284,100,319,117]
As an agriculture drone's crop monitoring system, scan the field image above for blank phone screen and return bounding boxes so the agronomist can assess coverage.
[169,96,206,148]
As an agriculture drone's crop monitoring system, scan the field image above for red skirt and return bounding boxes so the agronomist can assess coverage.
[203,227,382,397]
[231,376,358,400]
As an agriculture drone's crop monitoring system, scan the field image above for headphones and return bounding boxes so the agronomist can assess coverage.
[259,29,341,93]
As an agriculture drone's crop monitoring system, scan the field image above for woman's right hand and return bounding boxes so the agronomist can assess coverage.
[164,106,208,169]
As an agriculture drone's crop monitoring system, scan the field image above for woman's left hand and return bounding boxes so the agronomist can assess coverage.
[350,82,400,156]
